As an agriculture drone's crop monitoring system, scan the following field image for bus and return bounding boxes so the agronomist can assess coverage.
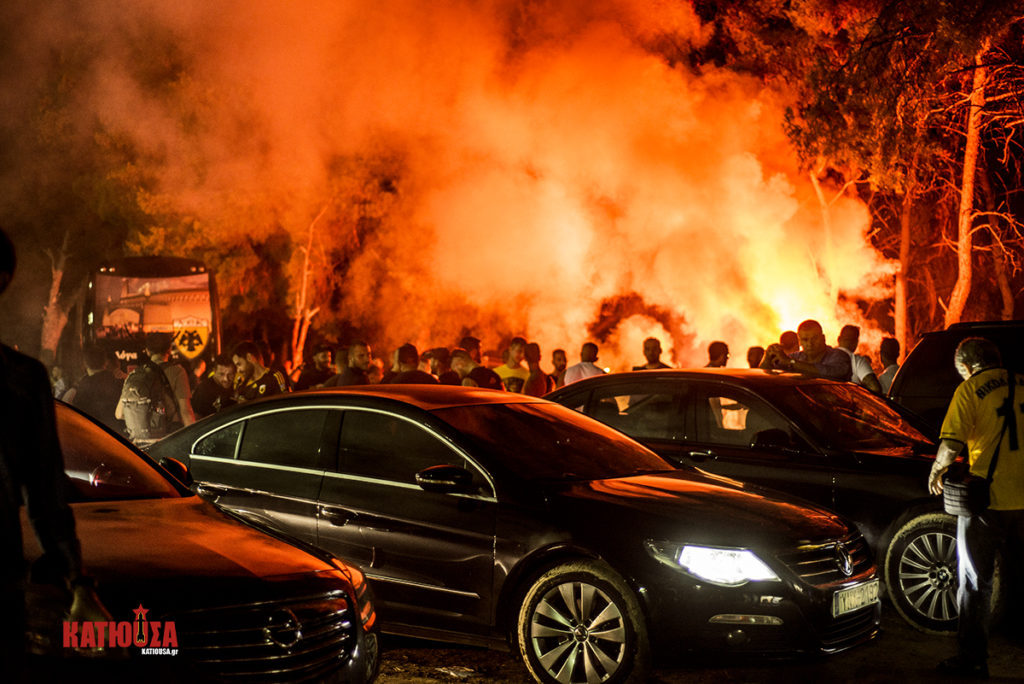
[84,256,221,369]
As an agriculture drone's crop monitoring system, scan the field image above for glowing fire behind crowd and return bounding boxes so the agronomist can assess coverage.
[13,1,894,368]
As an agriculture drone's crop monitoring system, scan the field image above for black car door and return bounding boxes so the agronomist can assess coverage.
[317,408,497,635]
[680,382,838,510]
[187,407,333,546]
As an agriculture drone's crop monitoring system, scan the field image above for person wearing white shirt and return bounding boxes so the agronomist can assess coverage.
[878,337,900,394]
[837,325,883,393]
[563,342,606,385]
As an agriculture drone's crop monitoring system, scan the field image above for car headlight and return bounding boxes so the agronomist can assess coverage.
[645,541,780,587]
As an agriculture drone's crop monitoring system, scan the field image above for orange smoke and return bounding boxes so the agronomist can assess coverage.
[23,1,893,369]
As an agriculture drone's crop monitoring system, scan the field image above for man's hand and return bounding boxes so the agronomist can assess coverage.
[928,440,962,495]
[928,461,948,495]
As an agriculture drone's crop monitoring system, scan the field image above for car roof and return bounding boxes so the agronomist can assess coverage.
[242,384,548,412]
[548,368,836,393]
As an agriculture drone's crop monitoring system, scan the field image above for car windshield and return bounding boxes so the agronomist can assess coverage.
[431,402,673,481]
[57,403,182,501]
[773,382,932,450]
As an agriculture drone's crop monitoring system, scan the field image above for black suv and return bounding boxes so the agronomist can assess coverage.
[889,321,1024,435]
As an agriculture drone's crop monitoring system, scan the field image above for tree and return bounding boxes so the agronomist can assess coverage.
[784,1,1024,347]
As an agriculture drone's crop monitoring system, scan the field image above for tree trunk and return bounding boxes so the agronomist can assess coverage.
[39,230,71,367]
[944,47,988,328]
[809,165,837,305]
[895,166,916,362]
[288,202,331,373]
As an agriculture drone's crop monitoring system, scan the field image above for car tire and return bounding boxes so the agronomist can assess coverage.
[516,560,650,684]
[884,512,960,633]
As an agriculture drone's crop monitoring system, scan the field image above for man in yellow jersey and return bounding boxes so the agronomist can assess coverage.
[928,337,1024,679]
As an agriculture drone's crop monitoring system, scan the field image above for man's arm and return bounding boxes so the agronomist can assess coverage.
[928,439,963,495]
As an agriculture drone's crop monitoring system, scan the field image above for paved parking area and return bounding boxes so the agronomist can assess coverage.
[378,610,1024,683]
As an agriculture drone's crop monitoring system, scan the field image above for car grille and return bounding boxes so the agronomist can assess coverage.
[776,533,873,587]
[170,590,357,683]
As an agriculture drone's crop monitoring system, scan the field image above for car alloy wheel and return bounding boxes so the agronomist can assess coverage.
[517,560,649,684]
[885,512,958,633]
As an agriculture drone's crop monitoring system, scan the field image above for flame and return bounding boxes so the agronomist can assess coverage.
[8,1,894,369]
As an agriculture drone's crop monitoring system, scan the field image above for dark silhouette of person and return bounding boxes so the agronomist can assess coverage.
[459,336,482,364]
[191,352,237,418]
[633,338,671,370]
[549,348,568,388]
[424,347,461,385]
[69,344,125,433]
[451,348,503,390]
[325,341,373,387]
[293,343,334,390]
[522,342,553,396]
[0,229,108,673]
[706,341,729,368]
[747,346,765,368]
[389,344,439,384]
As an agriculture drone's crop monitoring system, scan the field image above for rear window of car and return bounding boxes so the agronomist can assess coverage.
[773,383,931,450]
[431,402,672,481]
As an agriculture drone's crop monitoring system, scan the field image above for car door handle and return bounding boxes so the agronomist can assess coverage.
[686,450,717,462]
[195,483,239,498]
[319,505,356,527]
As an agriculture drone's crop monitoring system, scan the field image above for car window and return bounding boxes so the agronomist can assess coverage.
[193,421,242,459]
[776,383,931,450]
[583,384,682,441]
[57,404,181,501]
[695,388,791,448]
[432,402,672,482]
[235,409,330,470]
[339,409,480,487]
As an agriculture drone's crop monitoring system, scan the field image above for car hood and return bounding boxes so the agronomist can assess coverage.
[24,496,344,618]
[549,469,851,551]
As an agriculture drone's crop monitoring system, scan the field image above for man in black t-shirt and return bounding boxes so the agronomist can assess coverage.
[192,353,237,418]
[70,345,125,433]
[232,341,288,401]
[388,344,439,385]
[293,343,334,390]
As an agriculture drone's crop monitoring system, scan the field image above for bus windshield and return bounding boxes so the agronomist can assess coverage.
[88,258,217,365]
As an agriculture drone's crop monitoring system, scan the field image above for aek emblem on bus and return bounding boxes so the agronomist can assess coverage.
[173,317,210,360]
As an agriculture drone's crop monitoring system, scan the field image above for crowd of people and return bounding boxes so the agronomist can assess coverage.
[55,319,903,448]
[0,211,1015,678]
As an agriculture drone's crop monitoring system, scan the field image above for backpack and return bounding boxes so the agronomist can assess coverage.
[119,360,180,443]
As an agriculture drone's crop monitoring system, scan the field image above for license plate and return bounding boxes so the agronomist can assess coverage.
[832,580,879,617]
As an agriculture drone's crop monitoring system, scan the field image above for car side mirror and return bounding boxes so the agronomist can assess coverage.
[415,464,475,494]
[750,429,792,451]
[160,457,194,487]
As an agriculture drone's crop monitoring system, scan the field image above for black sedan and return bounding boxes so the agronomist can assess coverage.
[151,385,880,684]
[545,369,951,634]
[24,402,380,682]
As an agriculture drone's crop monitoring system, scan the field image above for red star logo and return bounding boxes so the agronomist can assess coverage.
[133,604,149,620]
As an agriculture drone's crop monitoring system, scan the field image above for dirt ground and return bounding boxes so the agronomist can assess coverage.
[377,610,1024,684]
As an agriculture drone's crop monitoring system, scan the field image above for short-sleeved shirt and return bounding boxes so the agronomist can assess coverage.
[495,365,530,393]
[940,368,1024,510]
[237,369,287,402]
[793,346,852,381]
[837,347,876,385]
[879,364,899,393]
